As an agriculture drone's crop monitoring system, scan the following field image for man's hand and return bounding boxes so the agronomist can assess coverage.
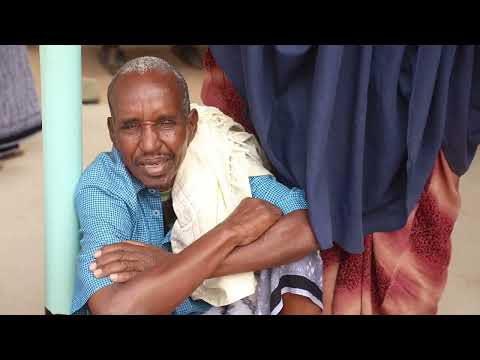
[90,240,173,283]
[221,198,282,246]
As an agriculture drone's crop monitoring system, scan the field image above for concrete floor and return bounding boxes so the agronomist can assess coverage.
[0,45,479,314]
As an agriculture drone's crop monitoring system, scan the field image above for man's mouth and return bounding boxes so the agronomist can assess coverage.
[138,157,173,177]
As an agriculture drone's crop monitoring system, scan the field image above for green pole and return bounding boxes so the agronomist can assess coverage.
[40,45,82,314]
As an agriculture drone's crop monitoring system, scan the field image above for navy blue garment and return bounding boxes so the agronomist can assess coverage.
[209,45,480,254]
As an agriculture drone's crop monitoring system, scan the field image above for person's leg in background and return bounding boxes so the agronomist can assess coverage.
[171,45,204,70]
[97,45,203,74]
[98,45,127,75]
[83,45,127,104]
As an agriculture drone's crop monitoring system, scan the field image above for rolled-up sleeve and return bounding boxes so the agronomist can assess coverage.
[71,185,133,314]
[249,175,308,214]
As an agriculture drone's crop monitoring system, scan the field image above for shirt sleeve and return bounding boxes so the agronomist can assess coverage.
[249,175,308,215]
[71,185,134,314]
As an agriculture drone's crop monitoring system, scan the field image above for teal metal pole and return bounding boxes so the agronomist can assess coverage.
[40,45,82,314]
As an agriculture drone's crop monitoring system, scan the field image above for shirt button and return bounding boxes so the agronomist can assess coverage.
[148,189,156,194]
[153,209,161,217]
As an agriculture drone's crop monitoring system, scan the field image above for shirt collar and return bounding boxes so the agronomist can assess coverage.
[111,146,145,194]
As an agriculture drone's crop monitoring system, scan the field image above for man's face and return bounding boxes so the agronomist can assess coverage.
[108,70,197,190]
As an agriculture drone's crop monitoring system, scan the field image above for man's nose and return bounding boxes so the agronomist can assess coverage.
[139,125,160,153]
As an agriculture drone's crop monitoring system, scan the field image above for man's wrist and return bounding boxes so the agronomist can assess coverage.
[215,223,242,248]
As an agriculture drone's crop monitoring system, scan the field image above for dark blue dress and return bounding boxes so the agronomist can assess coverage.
[209,45,480,253]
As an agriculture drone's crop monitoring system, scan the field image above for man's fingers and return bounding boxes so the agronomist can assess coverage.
[95,241,146,257]
[92,260,144,278]
[92,250,139,269]
[110,272,138,283]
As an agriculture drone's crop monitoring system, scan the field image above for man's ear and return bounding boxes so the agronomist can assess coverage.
[107,116,116,145]
[187,109,198,144]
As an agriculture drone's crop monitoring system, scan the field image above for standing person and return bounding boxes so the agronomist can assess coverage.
[205,45,480,314]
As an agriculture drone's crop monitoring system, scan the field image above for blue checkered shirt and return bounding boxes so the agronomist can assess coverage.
[72,147,308,315]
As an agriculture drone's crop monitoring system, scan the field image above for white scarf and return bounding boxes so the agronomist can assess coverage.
[170,104,272,307]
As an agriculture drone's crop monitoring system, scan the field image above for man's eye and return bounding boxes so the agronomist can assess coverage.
[122,122,138,129]
[157,120,175,127]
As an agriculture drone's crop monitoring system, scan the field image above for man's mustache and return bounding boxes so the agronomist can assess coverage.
[136,154,174,166]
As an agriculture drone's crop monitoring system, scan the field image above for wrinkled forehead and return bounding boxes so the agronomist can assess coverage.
[109,70,182,116]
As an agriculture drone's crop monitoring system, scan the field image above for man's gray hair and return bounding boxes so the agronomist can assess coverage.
[107,56,190,117]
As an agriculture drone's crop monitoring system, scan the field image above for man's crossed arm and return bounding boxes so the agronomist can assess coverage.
[88,201,319,314]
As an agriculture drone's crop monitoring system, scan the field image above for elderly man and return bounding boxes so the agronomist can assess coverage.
[72,56,323,315]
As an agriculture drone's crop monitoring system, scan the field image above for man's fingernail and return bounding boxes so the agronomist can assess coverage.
[89,262,97,271]
[110,274,118,281]
[94,269,102,278]
[94,251,101,258]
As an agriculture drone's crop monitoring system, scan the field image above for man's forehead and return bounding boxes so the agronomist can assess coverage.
[112,70,178,96]
[110,72,182,113]
[109,70,185,120]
